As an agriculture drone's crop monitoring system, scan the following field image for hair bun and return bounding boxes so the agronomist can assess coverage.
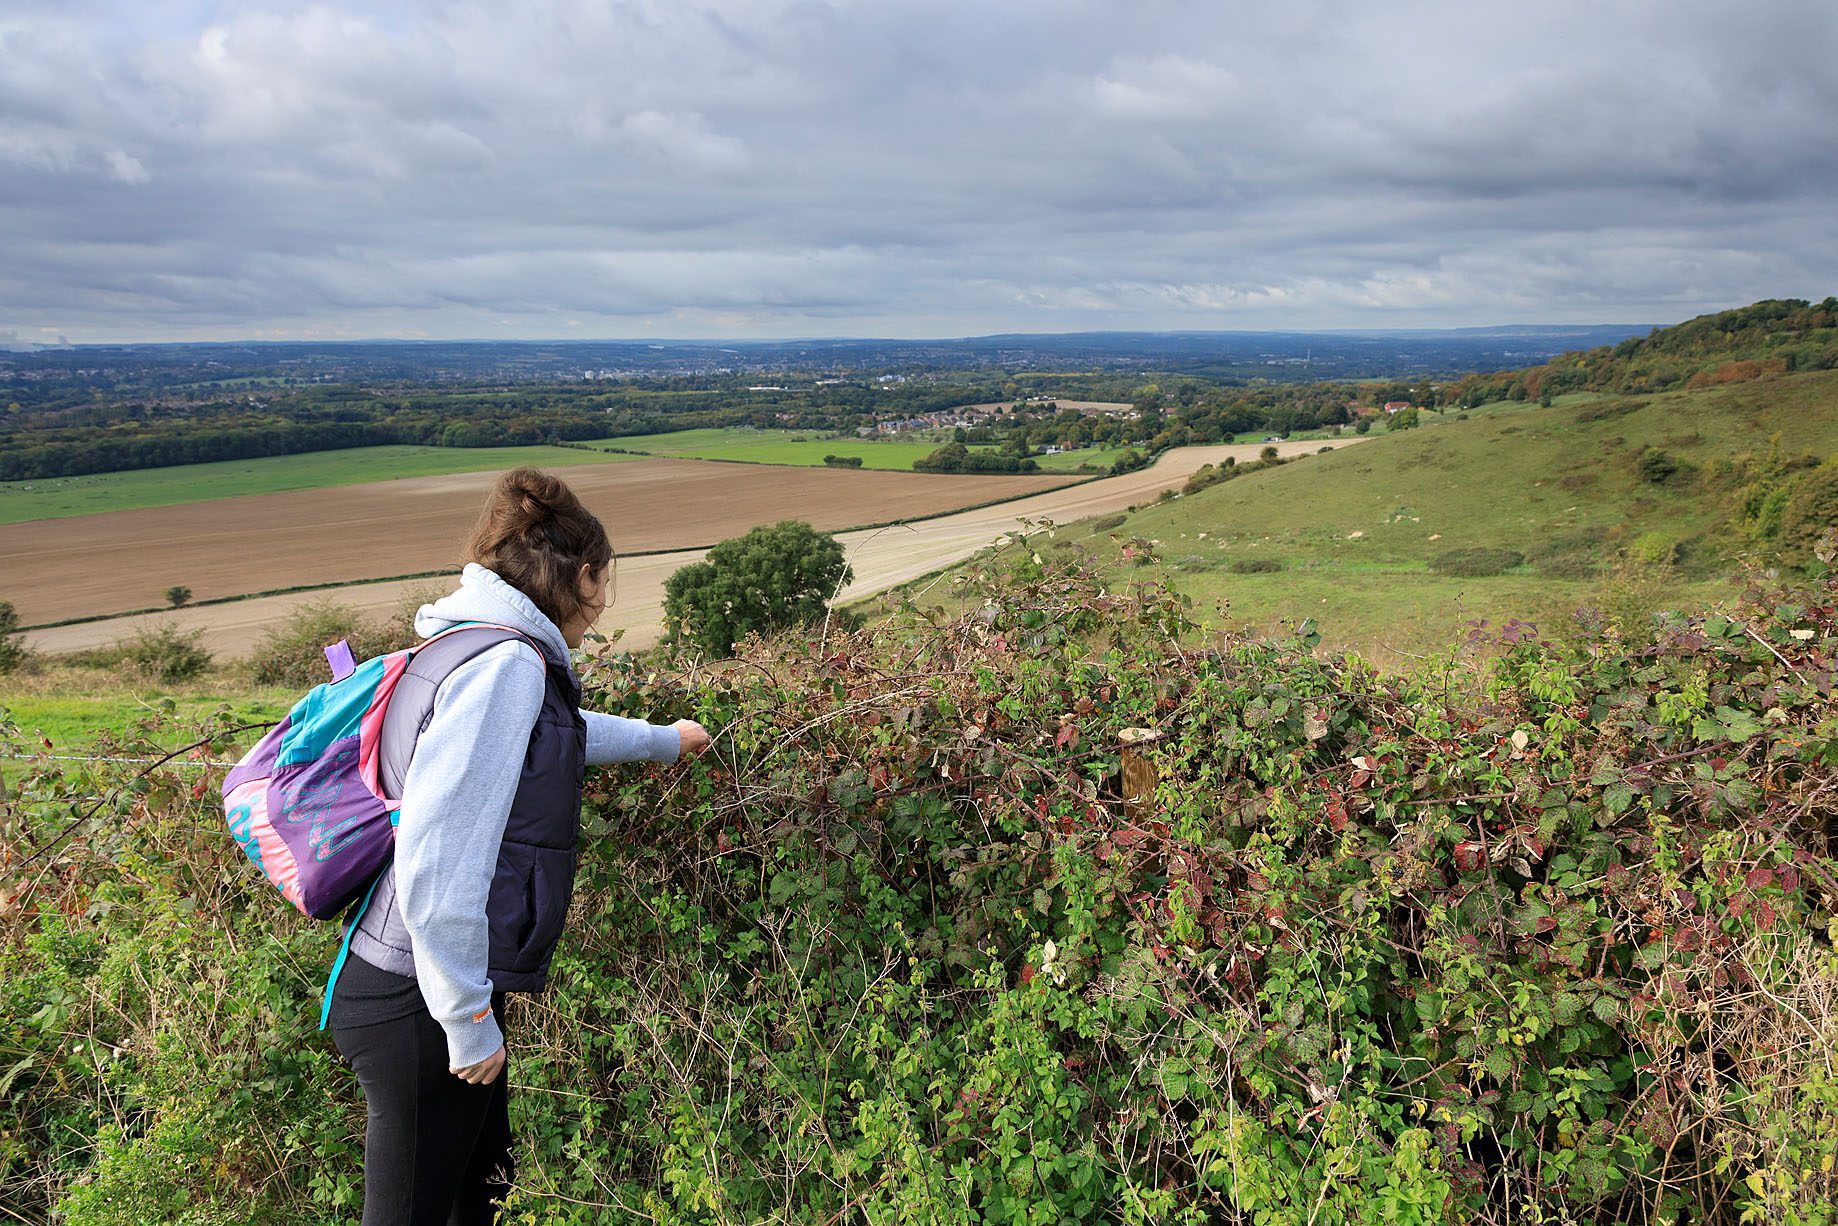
[501,468,560,530]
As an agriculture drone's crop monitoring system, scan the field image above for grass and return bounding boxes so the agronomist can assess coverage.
[1042,370,1838,660]
[0,664,294,783]
[0,444,637,524]
[585,427,1127,472]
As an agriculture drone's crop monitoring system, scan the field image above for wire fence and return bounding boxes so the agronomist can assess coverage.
[1,753,239,768]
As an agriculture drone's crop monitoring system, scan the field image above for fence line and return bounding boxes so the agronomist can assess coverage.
[1,753,238,768]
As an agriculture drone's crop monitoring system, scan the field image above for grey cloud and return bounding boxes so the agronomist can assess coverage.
[0,0,1834,340]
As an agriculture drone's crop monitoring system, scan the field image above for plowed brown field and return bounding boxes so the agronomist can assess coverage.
[20,439,1364,657]
[4,458,1074,628]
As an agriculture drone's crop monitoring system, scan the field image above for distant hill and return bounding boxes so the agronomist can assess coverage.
[1441,297,1838,406]
[0,325,1655,389]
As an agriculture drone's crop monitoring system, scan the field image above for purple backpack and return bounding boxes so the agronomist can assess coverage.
[221,622,531,920]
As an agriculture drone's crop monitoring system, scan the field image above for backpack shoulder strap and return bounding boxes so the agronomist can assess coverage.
[377,624,543,801]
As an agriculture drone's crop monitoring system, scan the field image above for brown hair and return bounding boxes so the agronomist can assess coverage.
[465,468,613,629]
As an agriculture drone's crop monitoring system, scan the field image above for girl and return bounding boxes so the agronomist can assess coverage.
[327,467,709,1224]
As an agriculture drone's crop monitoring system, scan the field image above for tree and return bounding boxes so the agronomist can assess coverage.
[1388,407,1420,430]
[663,521,852,656]
[165,585,193,608]
[0,601,25,673]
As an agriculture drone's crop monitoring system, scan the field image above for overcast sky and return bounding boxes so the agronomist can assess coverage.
[2,0,1835,343]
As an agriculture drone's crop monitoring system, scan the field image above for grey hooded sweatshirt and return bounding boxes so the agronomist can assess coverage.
[376,564,678,1066]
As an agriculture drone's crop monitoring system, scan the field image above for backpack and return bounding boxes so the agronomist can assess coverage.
[220,622,534,921]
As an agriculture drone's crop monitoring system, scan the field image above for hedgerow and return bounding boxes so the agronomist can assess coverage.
[3,542,1836,1223]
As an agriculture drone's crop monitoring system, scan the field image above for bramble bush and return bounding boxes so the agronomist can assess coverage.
[3,542,1836,1223]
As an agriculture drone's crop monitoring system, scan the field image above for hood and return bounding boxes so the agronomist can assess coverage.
[414,563,572,669]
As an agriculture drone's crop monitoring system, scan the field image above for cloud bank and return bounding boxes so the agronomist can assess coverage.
[1,0,1834,340]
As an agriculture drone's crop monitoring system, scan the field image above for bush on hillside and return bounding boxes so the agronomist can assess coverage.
[1088,513,1127,534]
[1637,448,1681,484]
[1628,531,1681,566]
[3,552,1836,1222]
[1430,546,1526,577]
[1778,460,1838,563]
[1228,557,1283,573]
[164,586,192,609]
[663,519,851,656]
[248,598,417,688]
[822,454,864,468]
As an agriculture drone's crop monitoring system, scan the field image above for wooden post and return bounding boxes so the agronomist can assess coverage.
[1118,727,1162,820]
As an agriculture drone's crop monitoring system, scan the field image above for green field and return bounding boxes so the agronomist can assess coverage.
[0,444,637,524]
[586,427,1125,472]
[0,665,293,784]
[1032,371,1838,660]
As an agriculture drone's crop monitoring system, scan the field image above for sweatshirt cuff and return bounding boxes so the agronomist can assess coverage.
[438,1007,505,1070]
[648,723,682,763]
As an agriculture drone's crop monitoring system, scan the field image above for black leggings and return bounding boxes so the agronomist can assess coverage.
[332,1000,513,1226]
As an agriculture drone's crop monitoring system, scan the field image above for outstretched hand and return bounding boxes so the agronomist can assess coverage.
[673,718,712,757]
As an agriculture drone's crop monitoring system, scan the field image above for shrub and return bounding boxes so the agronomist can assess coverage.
[821,454,864,469]
[1429,546,1526,577]
[1778,460,1838,563]
[1628,531,1680,566]
[5,555,1835,1222]
[1228,558,1283,573]
[1259,445,1279,461]
[164,586,192,609]
[0,600,24,674]
[1088,514,1127,534]
[118,623,212,682]
[1637,448,1680,484]
[663,519,851,656]
[1355,418,1372,434]
[249,598,416,688]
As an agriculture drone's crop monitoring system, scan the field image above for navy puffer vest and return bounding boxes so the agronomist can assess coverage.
[348,628,587,993]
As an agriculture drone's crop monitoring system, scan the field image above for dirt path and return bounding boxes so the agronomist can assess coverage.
[22,439,1360,657]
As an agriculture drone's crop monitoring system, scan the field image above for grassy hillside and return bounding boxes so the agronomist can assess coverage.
[586,426,1126,472]
[0,443,636,524]
[1060,368,1838,658]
